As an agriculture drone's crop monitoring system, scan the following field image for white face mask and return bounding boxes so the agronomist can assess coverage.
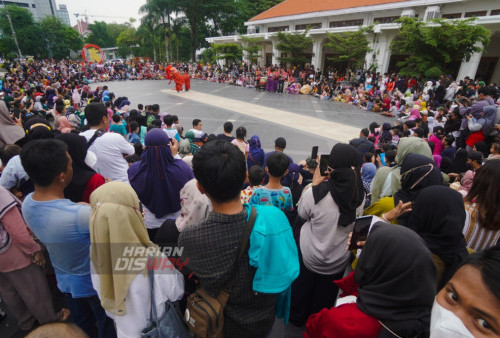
[430,300,474,338]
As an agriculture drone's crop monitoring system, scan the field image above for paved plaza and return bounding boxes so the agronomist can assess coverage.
[110,79,391,160]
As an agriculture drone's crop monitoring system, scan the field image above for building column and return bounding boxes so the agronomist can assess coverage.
[311,38,324,71]
[271,39,279,66]
[257,44,266,67]
[457,49,483,81]
[376,36,392,74]
[241,41,249,64]
[490,58,500,85]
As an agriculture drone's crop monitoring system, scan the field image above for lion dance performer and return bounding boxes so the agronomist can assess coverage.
[165,65,184,92]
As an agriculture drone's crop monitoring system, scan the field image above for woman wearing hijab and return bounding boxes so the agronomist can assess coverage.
[377,123,392,146]
[90,181,184,338]
[55,134,105,203]
[393,153,443,225]
[371,137,433,203]
[57,116,73,134]
[128,129,194,239]
[0,185,70,331]
[0,101,25,147]
[449,148,469,175]
[408,106,421,121]
[305,223,436,338]
[247,135,264,168]
[290,144,365,326]
[361,163,376,208]
[184,130,199,155]
[407,186,468,288]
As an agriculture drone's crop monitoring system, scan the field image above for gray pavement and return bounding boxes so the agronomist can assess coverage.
[107,79,392,160]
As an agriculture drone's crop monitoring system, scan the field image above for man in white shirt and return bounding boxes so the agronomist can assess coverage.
[188,119,206,141]
[80,103,134,183]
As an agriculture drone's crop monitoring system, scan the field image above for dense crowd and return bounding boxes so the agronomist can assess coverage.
[0,59,500,338]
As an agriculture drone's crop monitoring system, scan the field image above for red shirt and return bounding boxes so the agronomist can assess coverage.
[81,173,106,203]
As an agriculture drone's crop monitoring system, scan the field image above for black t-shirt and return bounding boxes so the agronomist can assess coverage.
[216,134,235,142]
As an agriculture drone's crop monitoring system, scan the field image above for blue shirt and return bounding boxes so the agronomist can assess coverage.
[249,187,294,212]
[22,195,96,298]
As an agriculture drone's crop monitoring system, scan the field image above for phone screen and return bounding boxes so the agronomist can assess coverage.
[348,216,373,250]
[311,146,318,161]
[319,154,329,176]
[139,202,143,214]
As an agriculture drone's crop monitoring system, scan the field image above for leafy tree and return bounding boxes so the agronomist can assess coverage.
[200,47,216,64]
[239,35,262,64]
[0,6,44,57]
[276,31,312,66]
[391,17,491,77]
[85,21,115,48]
[212,43,242,63]
[324,28,371,74]
[116,28,139,58]
[107,23,130,43]
[39,16,83,59]
[240,0,284,24]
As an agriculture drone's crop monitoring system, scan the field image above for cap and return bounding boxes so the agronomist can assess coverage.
[275,137,286,149]
[468,151,483,163]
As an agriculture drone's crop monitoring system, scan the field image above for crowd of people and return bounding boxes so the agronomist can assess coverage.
[0,58,499,338]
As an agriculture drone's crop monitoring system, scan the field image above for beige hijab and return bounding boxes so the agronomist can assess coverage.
[90,181,159,316]
[0,101,25,146]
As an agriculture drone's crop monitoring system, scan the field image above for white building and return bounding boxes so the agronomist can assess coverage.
[0,0,59,22]
[56,4,70,26]
[207,0,500,84]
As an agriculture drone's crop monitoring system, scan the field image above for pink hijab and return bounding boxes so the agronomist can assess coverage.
[408,108,421,121]
[58,116,72,133]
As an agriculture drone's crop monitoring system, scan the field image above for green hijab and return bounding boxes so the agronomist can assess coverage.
[371,137,432,203]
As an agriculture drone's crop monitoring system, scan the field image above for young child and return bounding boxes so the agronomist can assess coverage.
[109,114,127,136]
[241,165,265,204]
[250,152,293,212]
[126,121,141,144]
[162,115,181,142]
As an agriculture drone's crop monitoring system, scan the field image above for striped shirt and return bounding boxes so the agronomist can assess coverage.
[463,202,500,251]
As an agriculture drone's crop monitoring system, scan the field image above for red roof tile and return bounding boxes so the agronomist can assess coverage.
[249,0,409,22]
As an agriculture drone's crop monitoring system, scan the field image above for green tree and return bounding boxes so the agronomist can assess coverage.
[0,6,44,57]
[107,23,130,43]
[276,31,312,66]
[391,17,491,77]
[85,21,115,48]
[239,35,262,64]
[39,16,83,59]
[116,27,139,58]
[324,28,371,74]
[212,43,242,63]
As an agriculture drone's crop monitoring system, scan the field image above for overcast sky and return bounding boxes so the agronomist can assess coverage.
[60,0,147,26]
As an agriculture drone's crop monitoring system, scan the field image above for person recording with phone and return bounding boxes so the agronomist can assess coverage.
[290,143,365,326]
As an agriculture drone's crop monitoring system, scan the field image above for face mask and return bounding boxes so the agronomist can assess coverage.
[430,300,474,338]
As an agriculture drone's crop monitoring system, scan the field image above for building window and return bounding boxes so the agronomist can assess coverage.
[491,9,500,16]
[268,26,289,32]
[1,1,29,8]
[464,11,487,18]
[32,4,36,7]
[373,16,400,24]
[442,13,462,19]
[329,19,363,28]
[295,23,322,30]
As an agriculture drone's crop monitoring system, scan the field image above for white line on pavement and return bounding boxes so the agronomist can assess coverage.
[161,89,360,143]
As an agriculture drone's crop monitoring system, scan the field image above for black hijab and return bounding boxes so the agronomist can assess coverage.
[450,148,469,174]
[355,222,436,338]
[55,133,96,202]
[312,143,364,226]
[407,185,468,289]
[394,153,443,209]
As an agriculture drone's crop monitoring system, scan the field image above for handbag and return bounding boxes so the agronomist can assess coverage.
[141,266,190,338]
[184,207,257,338]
